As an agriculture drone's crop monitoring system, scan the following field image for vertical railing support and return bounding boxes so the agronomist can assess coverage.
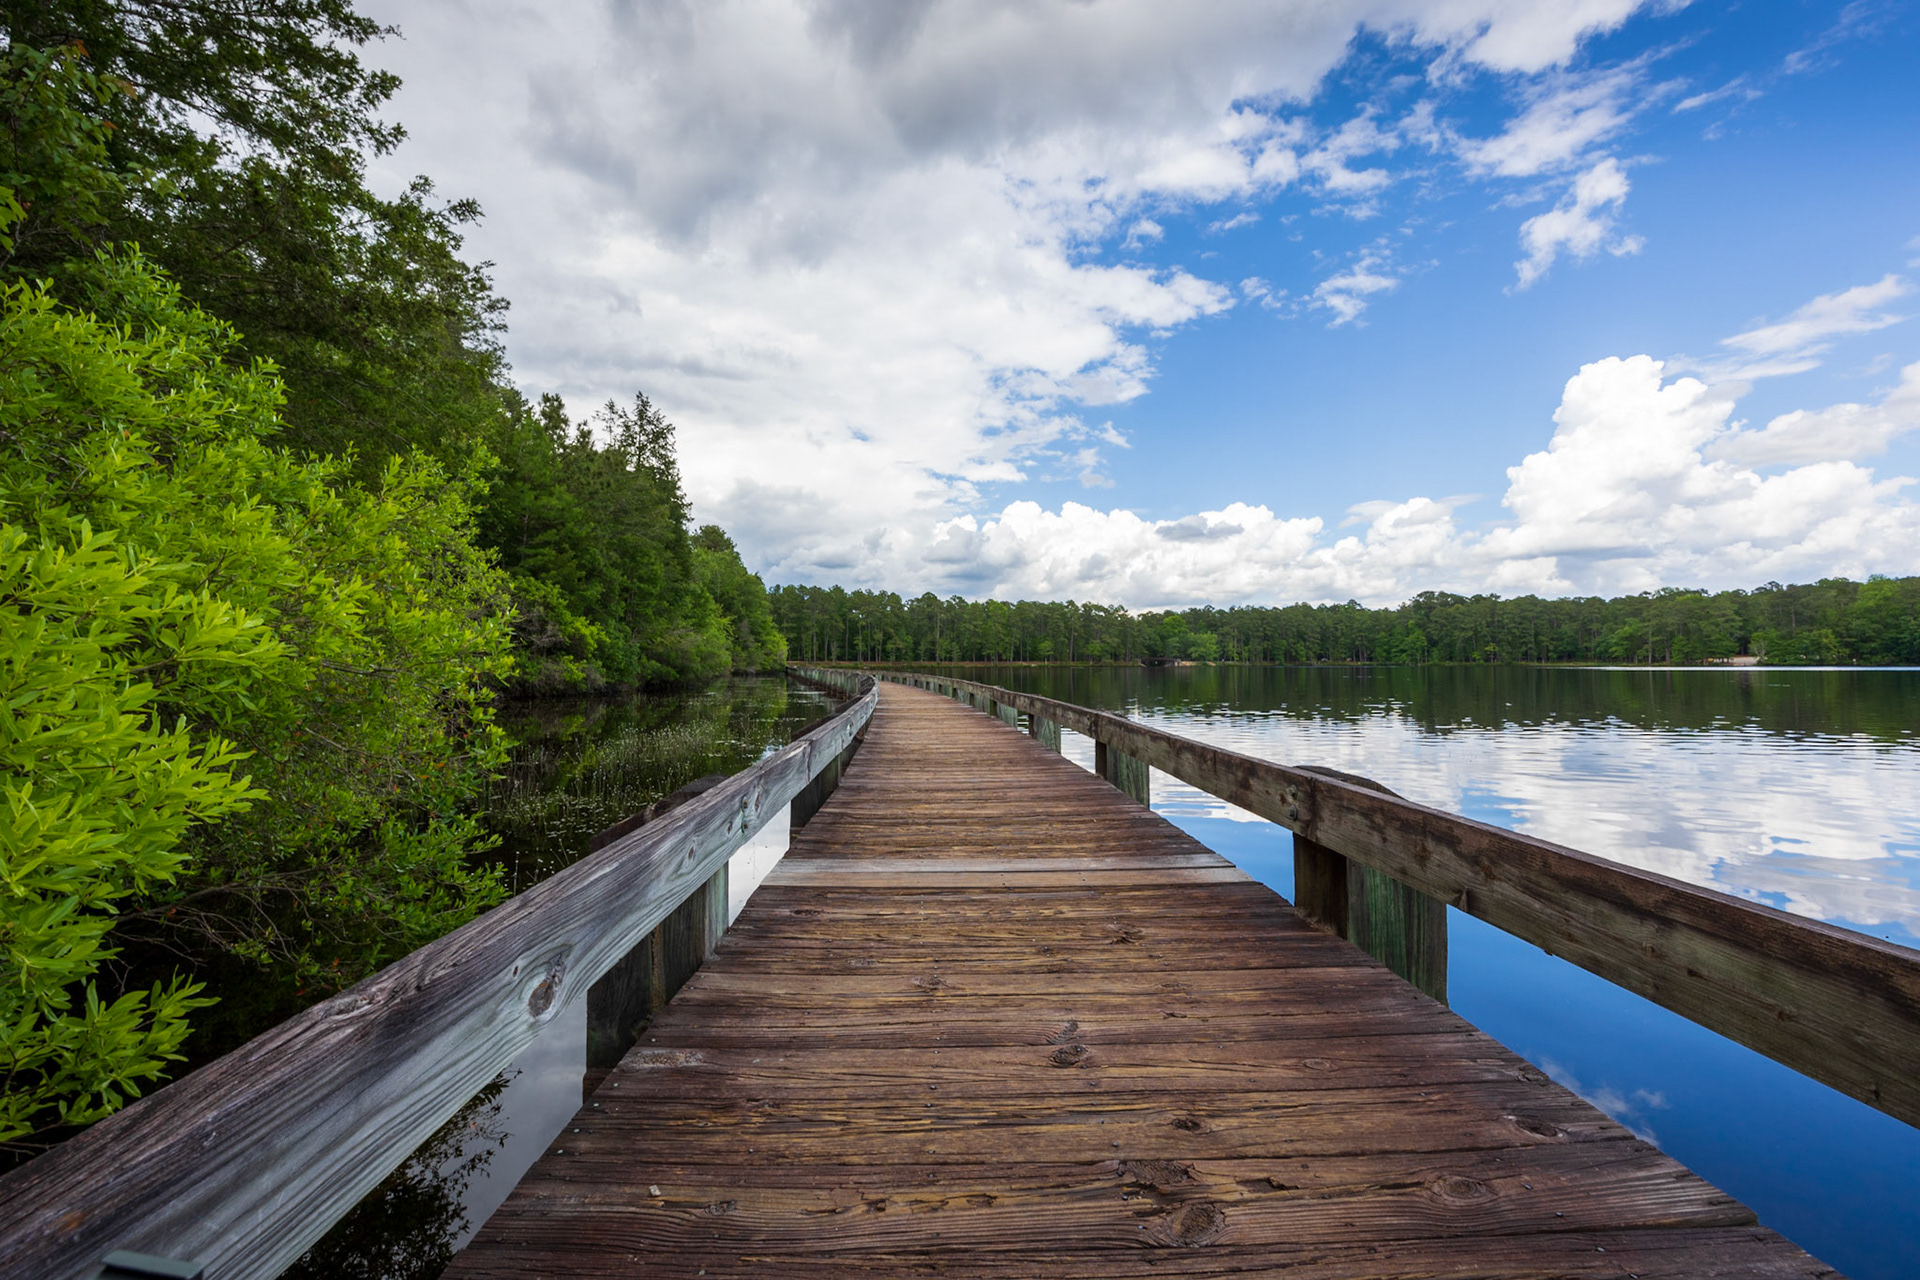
[1094,738,1150,806]
[792,732,862,830]
[1027,712,1061,752]
[585,775,732,1080]
[1293,767,1447,1004]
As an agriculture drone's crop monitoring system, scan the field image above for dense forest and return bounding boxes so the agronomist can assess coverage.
[0,2,779,1144]
[771,575,1920,667]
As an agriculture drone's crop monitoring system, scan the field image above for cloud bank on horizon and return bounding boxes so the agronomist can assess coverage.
[366,0,1920,607]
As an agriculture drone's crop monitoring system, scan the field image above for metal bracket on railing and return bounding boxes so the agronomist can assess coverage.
[97,1252,204,1280]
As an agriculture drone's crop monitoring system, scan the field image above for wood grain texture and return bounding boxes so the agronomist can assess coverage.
[0,681,877,1280]
[874,669,1920,1130]
[448,681,1833,1278]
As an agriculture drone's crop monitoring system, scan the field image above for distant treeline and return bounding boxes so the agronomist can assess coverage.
[770,576,1920,666]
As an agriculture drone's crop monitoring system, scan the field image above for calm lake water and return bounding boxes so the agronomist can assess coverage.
[297,666,1920,1278]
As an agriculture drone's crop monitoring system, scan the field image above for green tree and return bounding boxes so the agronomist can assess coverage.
[693,526,788,672]
[0,249,513,1142]
[2,1,509,471]
[478,393,733,690]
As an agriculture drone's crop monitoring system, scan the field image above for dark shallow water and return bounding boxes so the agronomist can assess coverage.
[953,662,1920,1280]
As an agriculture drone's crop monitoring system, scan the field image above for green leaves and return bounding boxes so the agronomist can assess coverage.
[1,250,511,1143]
[0,520,255,1142]
[0,44,128,268]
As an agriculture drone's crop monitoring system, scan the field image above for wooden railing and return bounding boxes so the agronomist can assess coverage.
[0,675,878,1280]
[860,668,1920,1134]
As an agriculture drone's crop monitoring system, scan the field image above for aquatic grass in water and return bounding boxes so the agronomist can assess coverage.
[481,678,836,891]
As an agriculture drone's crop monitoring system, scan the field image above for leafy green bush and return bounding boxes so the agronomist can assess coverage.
[0,248,512,1143]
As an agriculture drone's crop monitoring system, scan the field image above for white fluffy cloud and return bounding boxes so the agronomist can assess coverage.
[1313,252,1401,325]
[1701,274,1912,380]
[1711,361,1920,467]
[1513,157,1643,288]
[905,355,1920,606]
[1481,356,1918,592]
[363,3,1920,609]
[1458,66,1641,177]
[365,0,1657,587]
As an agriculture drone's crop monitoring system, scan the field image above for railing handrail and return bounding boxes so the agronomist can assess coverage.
[0,675,877,1280]
[855,666,1920,1133]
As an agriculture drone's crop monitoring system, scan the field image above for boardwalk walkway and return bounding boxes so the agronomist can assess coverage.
[445,682,1832,1278]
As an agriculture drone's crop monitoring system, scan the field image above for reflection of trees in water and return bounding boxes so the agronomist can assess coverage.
[957,665,1920,745]
[485,676,837,890]
[284,1072,510,1280]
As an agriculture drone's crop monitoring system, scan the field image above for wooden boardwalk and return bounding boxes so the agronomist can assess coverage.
[445,682,1834,1278]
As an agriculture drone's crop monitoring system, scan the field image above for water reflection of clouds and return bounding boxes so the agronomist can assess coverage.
[1533,1055,1670,1145]
[1131,708,1920,939]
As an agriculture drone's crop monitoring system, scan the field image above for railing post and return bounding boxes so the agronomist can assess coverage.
[586,775,732,1078]
[792,730,863,830]
[1027,712,1061,751]
[1292,835,1348,937]
[1094,737,1150,806]
[1294,767,1447,1004]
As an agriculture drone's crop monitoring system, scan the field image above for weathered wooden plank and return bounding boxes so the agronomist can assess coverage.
[494,1085,1631,1164]
[463,1141,1756,1250]
[0,680,877,1280]
[765,853,1233,874]
[591,1034,1541,1097]
[443,1230,1830,1279]
[764,867,1250,890]
[869,670,1920,1130]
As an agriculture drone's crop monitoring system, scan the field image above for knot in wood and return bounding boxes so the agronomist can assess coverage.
[1169,1114,1208,1134]
[1120,1160,1196,1191]
[1167,1200,1226,1246]
[1429,1174,1495,1205]
[1506,1114,1566,1141]
[1047,1043,1091,1068]
[527,973,561,1018]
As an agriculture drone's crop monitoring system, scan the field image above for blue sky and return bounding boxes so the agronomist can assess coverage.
[368,0,1920,606]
